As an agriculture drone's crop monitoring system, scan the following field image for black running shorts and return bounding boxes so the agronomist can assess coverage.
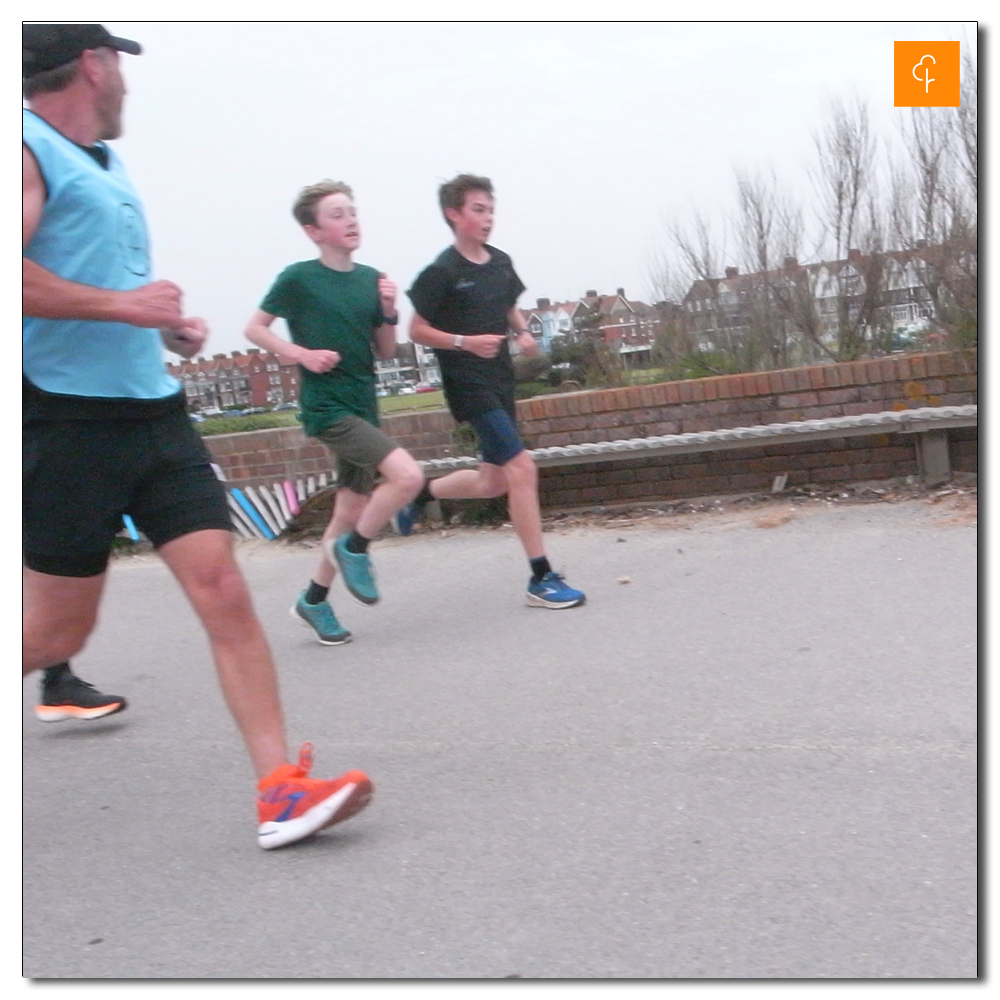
[23,404,233,578]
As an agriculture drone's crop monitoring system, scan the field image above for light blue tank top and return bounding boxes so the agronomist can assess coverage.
[22,109,179,399]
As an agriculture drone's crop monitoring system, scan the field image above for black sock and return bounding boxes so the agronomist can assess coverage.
[42,662,71,684]
[304,581,329,605]
[530,556,552,583]
[415,479,435,506]
[344,530,371,554]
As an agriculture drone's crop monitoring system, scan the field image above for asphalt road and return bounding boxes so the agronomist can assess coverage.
[22,496,978,980]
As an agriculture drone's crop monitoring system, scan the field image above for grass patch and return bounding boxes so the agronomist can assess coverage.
[378,391,447,415]
[196,412,301,436]
[194,393,448,435]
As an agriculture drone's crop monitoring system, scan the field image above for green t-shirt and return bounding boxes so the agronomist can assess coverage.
[260,259,384,436]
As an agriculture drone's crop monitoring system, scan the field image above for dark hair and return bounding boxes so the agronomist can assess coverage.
[292,180,354,227]
[438,174,493,228]
[23,57,81,99]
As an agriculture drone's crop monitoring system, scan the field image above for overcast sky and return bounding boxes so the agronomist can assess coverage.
[82,20,979,356]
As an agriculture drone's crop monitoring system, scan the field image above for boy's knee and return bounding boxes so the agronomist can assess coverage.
[504,452,538,488]
[479,467,509,498]
[394,464,426,498]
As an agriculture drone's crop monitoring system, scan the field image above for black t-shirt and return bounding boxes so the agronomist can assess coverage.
[407,245,526,422]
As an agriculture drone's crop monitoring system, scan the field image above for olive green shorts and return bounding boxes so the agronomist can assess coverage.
[316,415,398,495]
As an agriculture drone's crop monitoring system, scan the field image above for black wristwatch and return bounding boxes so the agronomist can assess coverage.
[381,315,399,326]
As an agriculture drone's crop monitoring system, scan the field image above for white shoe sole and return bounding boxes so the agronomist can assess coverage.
[258,779,372,850]
[525,592,586,609]
[289,605,352,645]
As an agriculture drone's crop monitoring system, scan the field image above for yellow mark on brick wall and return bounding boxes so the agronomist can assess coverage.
[904,381,927,400]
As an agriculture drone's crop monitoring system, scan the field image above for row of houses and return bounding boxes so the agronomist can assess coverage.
[518,288,662,368]
[166,343,441,413]
[679,243,963,361]
[521,242,969,369]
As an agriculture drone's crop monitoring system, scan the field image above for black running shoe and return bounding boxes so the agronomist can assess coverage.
[35,664,128,722]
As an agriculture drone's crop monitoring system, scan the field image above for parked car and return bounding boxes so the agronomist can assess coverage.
[398,386,416,395]
[201,407,223,417]
[273,402,299,411]
[189,412,205,422]
[415,385,437,393]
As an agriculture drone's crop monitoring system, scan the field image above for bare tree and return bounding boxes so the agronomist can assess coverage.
[891,49,977,345]
[732,167,810,368]
[810,95,878,261]
[649,212,745,376]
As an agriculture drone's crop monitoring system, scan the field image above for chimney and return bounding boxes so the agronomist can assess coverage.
[585,289,597,298]
[616,287,625,298]
[783,256,798,270]
[847,248,862,262]
[916,238,928,249]
[247,348,260,354]
[536,297,550,309]
[213,353,226,360]
[724,267,739,279]
[231,350,242,356]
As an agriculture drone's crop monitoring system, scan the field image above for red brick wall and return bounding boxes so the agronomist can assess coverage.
[204,350,977,503]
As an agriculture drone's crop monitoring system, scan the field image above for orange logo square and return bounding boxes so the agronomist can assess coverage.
[894,41,960,107]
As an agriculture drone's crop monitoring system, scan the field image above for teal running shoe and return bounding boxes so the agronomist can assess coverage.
[291,592,352,645]
[330,534,379,605]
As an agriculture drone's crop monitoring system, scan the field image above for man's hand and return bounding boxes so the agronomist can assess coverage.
[298,349,340,373]
[462,334,506,359]
[119,280,186,329]
[515,330,539,357]
[161,317,208,358]
[378,273,397,319]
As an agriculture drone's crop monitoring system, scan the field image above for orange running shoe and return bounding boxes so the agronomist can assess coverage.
[257,743,373,850]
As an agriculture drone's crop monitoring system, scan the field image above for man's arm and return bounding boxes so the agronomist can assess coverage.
[244,309,340,374]
[23,145,191,331]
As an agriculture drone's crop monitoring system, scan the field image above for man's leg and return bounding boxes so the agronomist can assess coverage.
[156,529,288,778]
[156,527,373,848]
[23,567,106,676]
[23,568,126,722]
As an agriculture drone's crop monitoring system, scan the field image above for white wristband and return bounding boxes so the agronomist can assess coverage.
[453,335,464,350]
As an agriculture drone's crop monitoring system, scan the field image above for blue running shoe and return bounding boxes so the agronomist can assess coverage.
[526,571,586,609]
[392,499,425,537]
[330,534,379,605]
[290,592,352,645]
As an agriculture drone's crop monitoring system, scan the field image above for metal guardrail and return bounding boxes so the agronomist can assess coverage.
[216,405,975,538]
[419,405,977,474]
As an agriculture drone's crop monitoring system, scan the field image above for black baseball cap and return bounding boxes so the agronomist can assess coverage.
[23,24,141,77]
